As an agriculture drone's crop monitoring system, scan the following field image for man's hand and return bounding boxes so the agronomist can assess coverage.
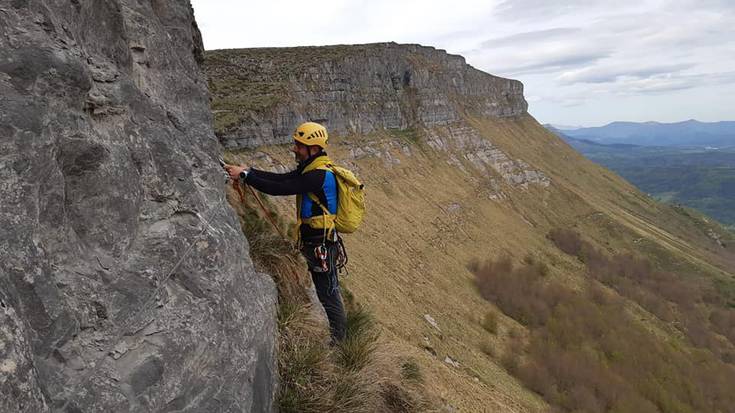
[223,163,247,181]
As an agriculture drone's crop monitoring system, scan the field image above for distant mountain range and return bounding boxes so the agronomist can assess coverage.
[546,120,735,147]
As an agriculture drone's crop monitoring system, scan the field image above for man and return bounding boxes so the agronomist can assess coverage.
[224,121,347,343]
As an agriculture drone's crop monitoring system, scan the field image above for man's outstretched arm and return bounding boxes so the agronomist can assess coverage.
[247,167,300,181]
[223,163,298,182]
[245,169,325,196]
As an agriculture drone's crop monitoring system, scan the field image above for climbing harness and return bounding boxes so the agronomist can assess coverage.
[315,244,329,272]
[336,234,348,275]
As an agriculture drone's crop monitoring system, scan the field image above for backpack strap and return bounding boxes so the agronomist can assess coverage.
[306,167,337,241]
[307,192,330,215]
[307,165,335,215]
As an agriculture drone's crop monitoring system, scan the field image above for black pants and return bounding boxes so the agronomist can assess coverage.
[301,241,347,342]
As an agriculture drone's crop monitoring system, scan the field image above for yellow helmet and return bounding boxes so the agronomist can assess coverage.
[293,122,328,148]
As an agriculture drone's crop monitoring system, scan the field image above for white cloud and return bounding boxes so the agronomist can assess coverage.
[558,63,695,85]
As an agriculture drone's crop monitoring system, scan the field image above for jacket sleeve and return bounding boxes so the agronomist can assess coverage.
[248,167,299,181]
[245,169,325,196]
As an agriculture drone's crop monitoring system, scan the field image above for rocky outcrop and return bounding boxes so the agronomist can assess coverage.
[0,2,276,412]
[424,125,550,191]
[204,43,527,148]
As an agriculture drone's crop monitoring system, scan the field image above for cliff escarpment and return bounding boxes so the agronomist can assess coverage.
[1,2,276,412]
[205,43,526,149]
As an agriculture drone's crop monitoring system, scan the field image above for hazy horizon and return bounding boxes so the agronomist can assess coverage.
[549,118,735,129]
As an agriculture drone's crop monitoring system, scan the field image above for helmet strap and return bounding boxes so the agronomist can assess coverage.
[308,146,323,156]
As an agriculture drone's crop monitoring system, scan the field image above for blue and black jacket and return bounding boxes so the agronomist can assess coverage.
[244,151,337,241]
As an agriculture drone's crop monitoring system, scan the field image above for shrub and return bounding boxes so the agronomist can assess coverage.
[548,227,735,361]
[470,250,735,413]
[710,308,735,344]
[547,228,583,255]
[481,311,499,334]
[473,256,557,327]
[500,350,520,374]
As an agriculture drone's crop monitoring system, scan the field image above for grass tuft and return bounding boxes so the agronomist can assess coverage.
[382,383,419,413]
[479,341,496,358]
[336,301,380,371]
[481,311,499,334]
[401,360,423,382]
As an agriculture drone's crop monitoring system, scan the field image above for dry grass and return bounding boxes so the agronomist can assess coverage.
[277,299,383,413]
[479,341,496,358]
[400,360,423,382]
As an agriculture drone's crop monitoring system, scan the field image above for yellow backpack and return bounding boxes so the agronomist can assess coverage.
[316,164,365,233]
[300,156,366,234]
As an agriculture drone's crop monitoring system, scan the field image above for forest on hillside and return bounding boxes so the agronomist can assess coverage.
[555,134,735,228]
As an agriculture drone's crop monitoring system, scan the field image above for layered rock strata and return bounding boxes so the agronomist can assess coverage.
[205,43,527,148]
[0,1,276,412]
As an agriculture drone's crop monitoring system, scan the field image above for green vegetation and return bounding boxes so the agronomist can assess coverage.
[206,45,359,75]
[573,145,735,227]
[388,127,421,145]
[204,45,441,137]
[208,78,287,132]
[471,241,735,413]
[336,304,379,372]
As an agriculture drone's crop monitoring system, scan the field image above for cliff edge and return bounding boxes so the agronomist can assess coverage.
[205,43,527,148]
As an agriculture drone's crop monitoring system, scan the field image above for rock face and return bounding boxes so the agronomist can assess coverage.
[204,43,527,148]
[423,125,550,191]
[0,2,276,412]
[205,43,548,196]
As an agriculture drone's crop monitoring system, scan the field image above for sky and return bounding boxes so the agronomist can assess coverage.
[190,0,735,127]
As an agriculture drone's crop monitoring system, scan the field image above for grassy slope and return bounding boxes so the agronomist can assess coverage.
[226,114,735,412]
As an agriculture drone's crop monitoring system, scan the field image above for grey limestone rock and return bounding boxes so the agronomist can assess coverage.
[0,1,276,412]
[204,43,527,148]
[424,125,550,189]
